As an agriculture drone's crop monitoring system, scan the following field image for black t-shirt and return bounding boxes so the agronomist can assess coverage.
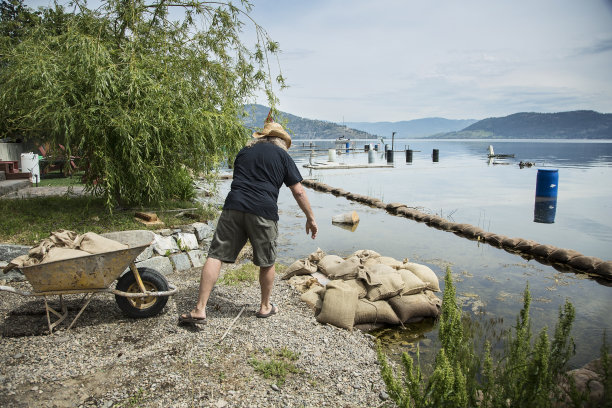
[223,142,303,221]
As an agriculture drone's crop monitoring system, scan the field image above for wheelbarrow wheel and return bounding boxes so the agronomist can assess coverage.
[115,267,169,318]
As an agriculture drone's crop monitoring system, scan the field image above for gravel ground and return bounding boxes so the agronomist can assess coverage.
[0,263,391,408]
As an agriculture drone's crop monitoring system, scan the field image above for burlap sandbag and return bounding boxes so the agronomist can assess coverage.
[282,258,318,280]
[352,249,381,261]
[388,292,441,323]
[397,269,428,295]
[386,202,407,212]
[288,276,321,293]
[436,219,455,231]
[363,257,380,269]
[316,280,358,330]
[548,248,581,264]
[48,230,79,247]
[486,234,506,247]
[377,256,402,269]
[501,237,522,250]
[300,285,325,314]
[317,254,344,276]
[326,256,362,280]
[424,289,442,309]
[365,272,405,301]
[308,248,326,263]
[40,247,91,264]
[344,279,367,298]
[568,256,601,272]
[365,262,397,275]
[514,239,539,252]
[400,262,440,292]
[595,261,612,279]
[357,268,382,287]
[354,299,400,325]
[528,244,556,259]
[396,207,418,219]
[75,232,128,254]
[24,230,80,263]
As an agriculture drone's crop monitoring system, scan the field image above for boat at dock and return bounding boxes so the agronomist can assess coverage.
[335,136,351,149]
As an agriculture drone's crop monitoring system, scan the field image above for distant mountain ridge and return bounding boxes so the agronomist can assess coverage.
[243,104,375,140]
[433,110,612,139]
[345,118,478,138]
[243,106,612,140]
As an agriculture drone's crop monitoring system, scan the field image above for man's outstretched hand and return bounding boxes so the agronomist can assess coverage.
[306,219,318,239]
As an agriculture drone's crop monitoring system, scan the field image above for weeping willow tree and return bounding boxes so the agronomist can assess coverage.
[0,0,285,207]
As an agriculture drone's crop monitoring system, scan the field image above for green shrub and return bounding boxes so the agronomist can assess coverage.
[378,267,610,408]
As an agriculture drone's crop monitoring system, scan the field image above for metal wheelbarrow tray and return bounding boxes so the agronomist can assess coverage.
[0,230,178,333]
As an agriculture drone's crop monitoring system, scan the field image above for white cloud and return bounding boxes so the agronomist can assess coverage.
[249,0,612,121]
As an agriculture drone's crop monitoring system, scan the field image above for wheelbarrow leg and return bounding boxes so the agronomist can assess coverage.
[67,292,97,330]
[44,295,68,334]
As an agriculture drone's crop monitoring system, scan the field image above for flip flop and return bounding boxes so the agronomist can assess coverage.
[178,311,207,326]
[255,303,278,319]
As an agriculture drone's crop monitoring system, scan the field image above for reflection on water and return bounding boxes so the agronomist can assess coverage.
[331,221,359,232]
[534,197,557,223]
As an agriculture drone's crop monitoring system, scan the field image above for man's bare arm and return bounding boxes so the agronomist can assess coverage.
[289,182,318,239]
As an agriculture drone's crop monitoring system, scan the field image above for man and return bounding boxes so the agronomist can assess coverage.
[179,121,317,325]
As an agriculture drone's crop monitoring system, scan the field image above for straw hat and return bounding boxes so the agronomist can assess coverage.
[252,122,292,148]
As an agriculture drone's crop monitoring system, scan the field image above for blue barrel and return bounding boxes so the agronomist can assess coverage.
[535,169,559,198]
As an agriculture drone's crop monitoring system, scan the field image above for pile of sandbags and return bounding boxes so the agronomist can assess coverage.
[283,249,441,331]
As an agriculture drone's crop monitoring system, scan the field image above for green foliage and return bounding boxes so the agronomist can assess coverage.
[0,1,285,207]
[249,347,301,386]
[376,266,609,408]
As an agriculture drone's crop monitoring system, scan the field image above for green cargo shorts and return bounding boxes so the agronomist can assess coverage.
[208,209,278,267]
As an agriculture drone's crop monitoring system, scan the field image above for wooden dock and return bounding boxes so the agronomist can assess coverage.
[303,162,393,170]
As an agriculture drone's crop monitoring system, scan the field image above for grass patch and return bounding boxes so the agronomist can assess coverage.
[249,347,301,386]
[0,195,217,245]
[37,173,85,187]
[219,263,259,286]
[218,262,288,286]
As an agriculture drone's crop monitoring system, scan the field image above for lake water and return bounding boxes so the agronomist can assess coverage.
[219,139,612,368]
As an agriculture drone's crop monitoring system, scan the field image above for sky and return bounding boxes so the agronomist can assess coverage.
[244,0,612,122]
[23,0,612,122]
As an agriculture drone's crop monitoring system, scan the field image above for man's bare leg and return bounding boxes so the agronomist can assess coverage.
[182,257,222,319]
[258,264,276,315]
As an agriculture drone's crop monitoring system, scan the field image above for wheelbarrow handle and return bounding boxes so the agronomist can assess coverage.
[0,285,34,297]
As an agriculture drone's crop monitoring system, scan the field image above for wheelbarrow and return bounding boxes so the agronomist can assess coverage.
[0,230,178,333]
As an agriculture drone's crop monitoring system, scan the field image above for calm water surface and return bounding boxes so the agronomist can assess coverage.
[221,139,612,367]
